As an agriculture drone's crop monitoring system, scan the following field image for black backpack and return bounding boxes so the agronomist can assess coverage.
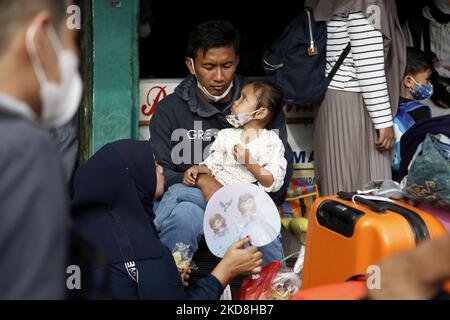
[264,8,350,105]
[408,8,450,108]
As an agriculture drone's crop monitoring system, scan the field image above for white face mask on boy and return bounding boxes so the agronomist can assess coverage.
[26,24,83,129]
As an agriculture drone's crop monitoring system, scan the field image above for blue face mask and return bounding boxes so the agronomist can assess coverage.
[409,77,434,101]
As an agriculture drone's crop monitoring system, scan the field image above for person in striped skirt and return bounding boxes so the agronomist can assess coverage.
[307,0,407,196]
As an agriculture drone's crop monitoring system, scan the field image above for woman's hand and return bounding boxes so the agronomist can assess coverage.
[211,237,263,288]
[178,267,192,287]
[183,166,199,186]
[375,126,395,151]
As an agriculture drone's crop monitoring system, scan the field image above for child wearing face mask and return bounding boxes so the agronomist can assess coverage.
[392,48,434,174]
[153,80,287,265]
[185,79,287,193]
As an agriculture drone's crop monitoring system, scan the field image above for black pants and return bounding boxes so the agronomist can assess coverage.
[92,250,185,300]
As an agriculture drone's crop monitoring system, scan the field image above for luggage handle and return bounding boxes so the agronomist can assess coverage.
[337,192,388,213]
[338,191,430,243]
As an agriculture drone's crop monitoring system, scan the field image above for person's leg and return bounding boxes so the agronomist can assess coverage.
[158,201,205,255]
[154,184,206,232]
[258,234,285,266]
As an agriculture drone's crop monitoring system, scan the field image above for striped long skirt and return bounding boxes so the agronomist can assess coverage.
[313,89,392,196]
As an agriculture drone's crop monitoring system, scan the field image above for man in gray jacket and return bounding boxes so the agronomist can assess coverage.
[0,0,82,299]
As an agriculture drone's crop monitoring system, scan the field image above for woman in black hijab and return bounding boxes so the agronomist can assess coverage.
[71,140,262,300]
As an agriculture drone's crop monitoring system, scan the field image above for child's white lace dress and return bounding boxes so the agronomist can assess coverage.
[201,128,287,193]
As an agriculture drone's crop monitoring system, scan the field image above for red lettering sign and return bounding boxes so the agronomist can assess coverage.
[141,85,167,117]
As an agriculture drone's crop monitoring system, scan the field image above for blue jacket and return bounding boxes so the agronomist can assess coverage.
[149,75,293,206]
[392,98,431,172]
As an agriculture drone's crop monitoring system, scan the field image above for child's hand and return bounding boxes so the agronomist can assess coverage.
[178,267,192,287]
[233,144,251,165]
[183,166,198,186]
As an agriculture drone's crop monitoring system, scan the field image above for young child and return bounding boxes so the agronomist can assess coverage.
[183,80,287,192]
[154,80,287,264]
[155,80,287,220]
[392,48,433,174]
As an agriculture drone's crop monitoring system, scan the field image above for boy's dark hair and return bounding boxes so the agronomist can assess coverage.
[187,20,240,59]
[250,80,283,123]
[405,47,434,76]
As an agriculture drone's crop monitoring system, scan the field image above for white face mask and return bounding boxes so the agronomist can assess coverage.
[190,58,234,103]
[26,24,83,129]
[139,23,152,38]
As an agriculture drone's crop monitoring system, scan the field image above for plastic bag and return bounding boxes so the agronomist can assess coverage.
[172,242,197,283]
[264,270,302,300]
[360,180,405,199]
[404,134,450,208]
[236,260,302,300]
[172,242,194,269]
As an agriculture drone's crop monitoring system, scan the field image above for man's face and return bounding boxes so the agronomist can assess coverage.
[186,46,239,100]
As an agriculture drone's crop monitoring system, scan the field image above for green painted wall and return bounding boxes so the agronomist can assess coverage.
[80,0,140,162]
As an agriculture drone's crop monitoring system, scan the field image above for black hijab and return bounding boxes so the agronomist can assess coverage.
[71,140,164,263]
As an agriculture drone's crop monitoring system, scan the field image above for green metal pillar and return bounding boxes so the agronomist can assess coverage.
[80,0,140,162]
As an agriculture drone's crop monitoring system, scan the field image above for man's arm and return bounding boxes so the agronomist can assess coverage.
[49,113,79,193]
[150,102,184,189]
[368,235,450,300]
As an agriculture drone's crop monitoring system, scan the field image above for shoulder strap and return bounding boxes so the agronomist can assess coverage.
[422,17,431,54]
[327,43,351,82]
[408,14,424,50]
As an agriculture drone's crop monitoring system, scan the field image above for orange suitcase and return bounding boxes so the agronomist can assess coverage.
[302,193,448,289]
